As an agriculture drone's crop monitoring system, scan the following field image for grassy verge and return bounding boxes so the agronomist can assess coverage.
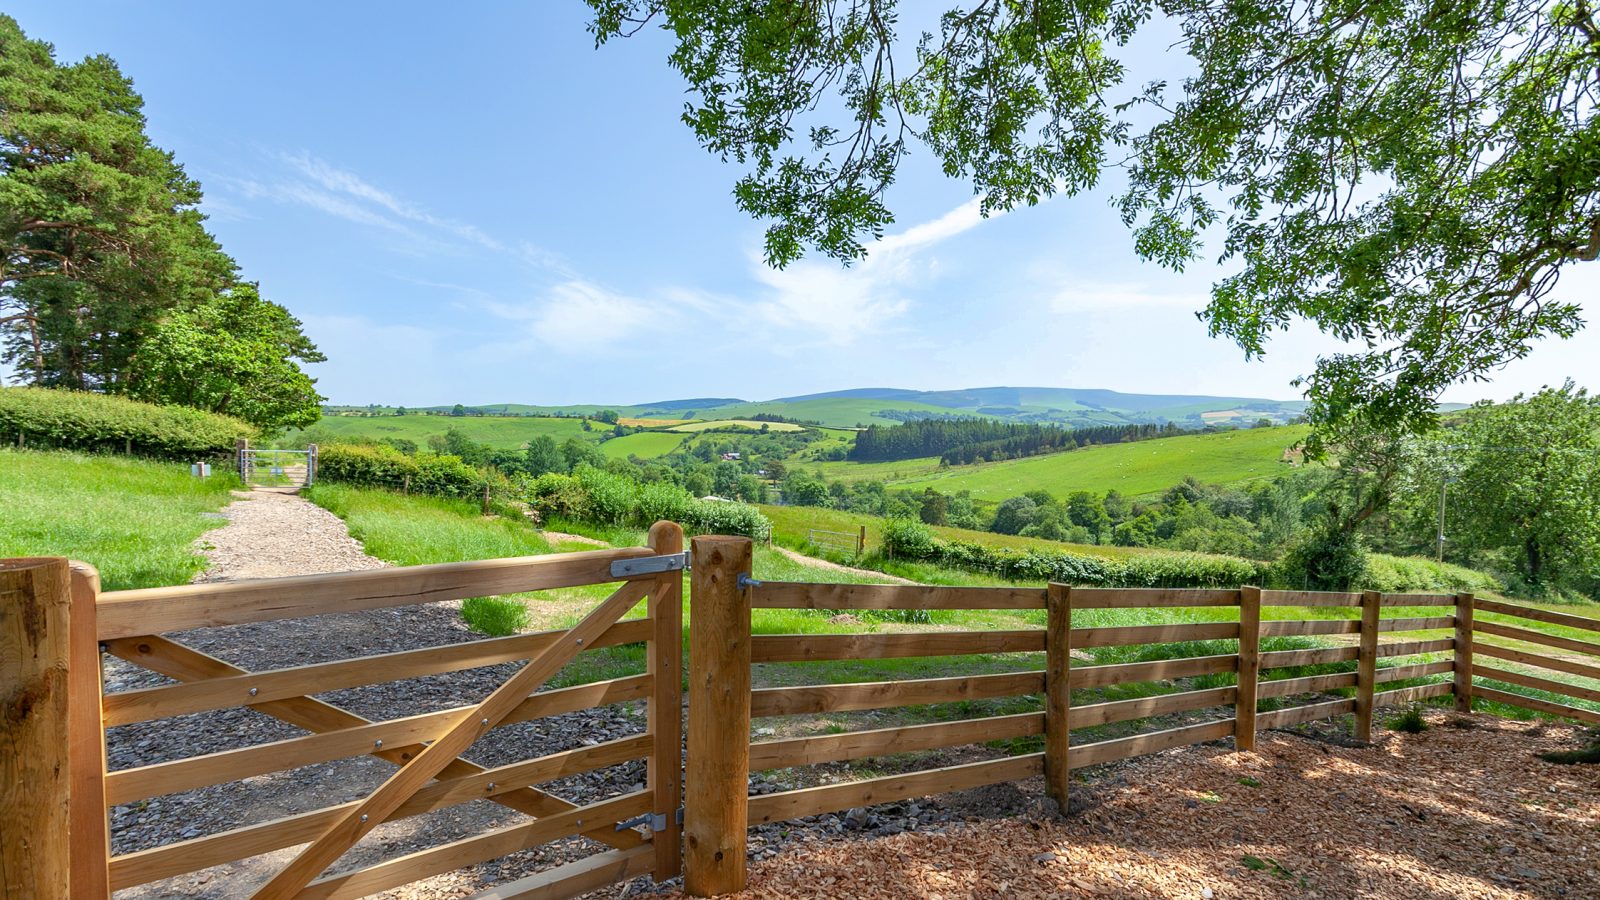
[0,448,238,590]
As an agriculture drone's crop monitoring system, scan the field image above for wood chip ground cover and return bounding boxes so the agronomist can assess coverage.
[671,714,1599,899]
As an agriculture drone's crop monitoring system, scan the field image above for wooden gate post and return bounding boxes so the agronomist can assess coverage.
[306,443,318,486]
[1044,583,1072,804]
[1354,590,1382,742]
[646,521,685,882]
[857,525,866,557]
[1235,586,1262,752]
[68,563,110,898]
[1454,592,1475,712]
[1,557,73,899]
[684,535,753,897]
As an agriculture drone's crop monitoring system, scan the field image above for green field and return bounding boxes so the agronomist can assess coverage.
[290,414,602,450]
[693,398,942,428]
[0,449,237,590]
[599,431,689,459]
[667,419,806,433]
[813,425,1308,499]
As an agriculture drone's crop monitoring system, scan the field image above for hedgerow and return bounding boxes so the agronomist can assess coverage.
[316,443,486,498]
[882,517,1265,587]
[0,387,253,458]
[523,466,770,539]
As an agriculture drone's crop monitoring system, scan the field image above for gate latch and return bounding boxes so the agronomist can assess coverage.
[609,552,691,578]
[616,808,684,832]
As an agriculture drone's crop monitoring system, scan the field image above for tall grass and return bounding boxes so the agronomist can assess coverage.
[305,483,551,565]
[0,448,238,590]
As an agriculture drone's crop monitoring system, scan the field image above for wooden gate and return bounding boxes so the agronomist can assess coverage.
[43,522,685,899]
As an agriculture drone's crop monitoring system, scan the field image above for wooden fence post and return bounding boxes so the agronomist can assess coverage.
[235,437,249,478]
[67,563,110,898]
[1454,592,1475,713]
[647,522,685,882]
[1354,590,1382,742]
[1,557,73,899]
[1235,586,1262,752]
[306,443,318,486]
[684,535,753,897]
[1045,583,1073,805]
[857,525,866,557]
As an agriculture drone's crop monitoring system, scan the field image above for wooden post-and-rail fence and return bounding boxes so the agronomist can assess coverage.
[6,531,1600,898]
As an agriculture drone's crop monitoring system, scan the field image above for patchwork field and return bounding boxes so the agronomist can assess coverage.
[289,413,602,449]
[599,431,690,459]
[667,419,807,432]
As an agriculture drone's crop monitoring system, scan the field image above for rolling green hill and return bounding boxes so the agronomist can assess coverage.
[814,425,1309,499]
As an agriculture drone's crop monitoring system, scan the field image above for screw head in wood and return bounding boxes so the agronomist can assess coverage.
[480,718,489,726]
[248,687,259,696]
[359,814,368,823]
[373,739,383,749]
[486,782,496,791]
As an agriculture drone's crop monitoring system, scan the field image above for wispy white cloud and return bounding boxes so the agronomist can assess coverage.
[485,280,680,354]
[1048,281,1206,314]
[747,197,995,346]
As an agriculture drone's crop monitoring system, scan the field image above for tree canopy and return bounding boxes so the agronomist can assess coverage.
[0,15,323,424]
[585,1,1598,430]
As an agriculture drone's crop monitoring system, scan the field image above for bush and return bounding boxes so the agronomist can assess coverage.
[1364,554,1503,594]
[317,443,485,499]
[882,517,938,559]
[521,465,770,539]
[1273,527,1368,591]
[461,597,529,636]
[0,387,253,458]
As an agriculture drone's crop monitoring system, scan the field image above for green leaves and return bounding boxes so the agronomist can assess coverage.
[589,1,1599,430]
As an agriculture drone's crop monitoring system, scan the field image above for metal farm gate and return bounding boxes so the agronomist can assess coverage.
[237,440,317,488]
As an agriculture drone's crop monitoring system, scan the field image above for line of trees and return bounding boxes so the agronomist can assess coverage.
[0,16,323,430]
[850,417,1189,464]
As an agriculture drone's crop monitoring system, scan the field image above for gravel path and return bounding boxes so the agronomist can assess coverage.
[107,490,651,899]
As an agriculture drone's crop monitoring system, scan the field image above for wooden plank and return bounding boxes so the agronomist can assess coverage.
[1373,681,1453,706]
[1379,594,1459,607]
[1257,698,1357,729]
[1474,620,1600,658]
[684,535,753,897]
[67,563,110,899]
[751,630,1043,663]
[1260,646,1358,669]
[1471,664,1600,704]
[251,580,654,899]
[1067,588,1239,609]
[109,734,651,890]
[1377,616,1456,632]
[1071,622,1238,648]
[1471,686,1600,724]
[0,557,72,900]
[102,618,651,726]
[298,792,652,900]
[102,640,641,891]
[752,582,1045,610]
[1069,719,1236,769]
[1260,619,1360,637]
[1236,586,1261,752]
[645,521,684,882]
[747,754,1044,825]
[751,671,1044,718]
[1475,643,1600,681]
[1070,687,1236,728]
[471,845,655,900]
[1045,583,1071,803]
[105,676,651,805]
[1070,655,1236,688]
[1259,590,1360,607]
[1376,660,1455,684]
[1474,598,1600,634]
[95,545,656,639]
[1354,591,1381,742]
[751,713,1044,770]
[1377,638,1457,659]
[1257,672,1357,699]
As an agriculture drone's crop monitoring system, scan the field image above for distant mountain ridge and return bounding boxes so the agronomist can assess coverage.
[409,386,1315,429]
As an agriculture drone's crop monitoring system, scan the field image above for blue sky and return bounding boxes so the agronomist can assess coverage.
[11,2,1596,407]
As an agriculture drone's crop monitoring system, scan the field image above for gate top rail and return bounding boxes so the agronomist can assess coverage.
[94,545,657,640]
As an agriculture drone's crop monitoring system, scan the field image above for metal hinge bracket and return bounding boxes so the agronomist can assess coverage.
[616,807,684,832]
[609,551,691,578]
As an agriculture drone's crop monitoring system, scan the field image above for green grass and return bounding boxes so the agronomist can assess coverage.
[288,413,600,450]
[694,398,949,428]
[814,425,1310,499]
[599,431,689,459]
[0,448,238,590]
[306,483,554,564]
[667,419,807,432]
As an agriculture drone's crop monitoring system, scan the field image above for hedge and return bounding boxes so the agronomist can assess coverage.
[0,387,254,458]
[524,466,770,539]
[316,443,485,498]
[883,518,1265,588]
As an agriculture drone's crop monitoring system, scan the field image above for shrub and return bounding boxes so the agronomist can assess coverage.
[882,517,937,559]
[461,597,529,636]
[317,443,485,499]
[1273,527,1368,591]
[1364,554,1504,594]
[521,466,770,539]
[0,387,253,458]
